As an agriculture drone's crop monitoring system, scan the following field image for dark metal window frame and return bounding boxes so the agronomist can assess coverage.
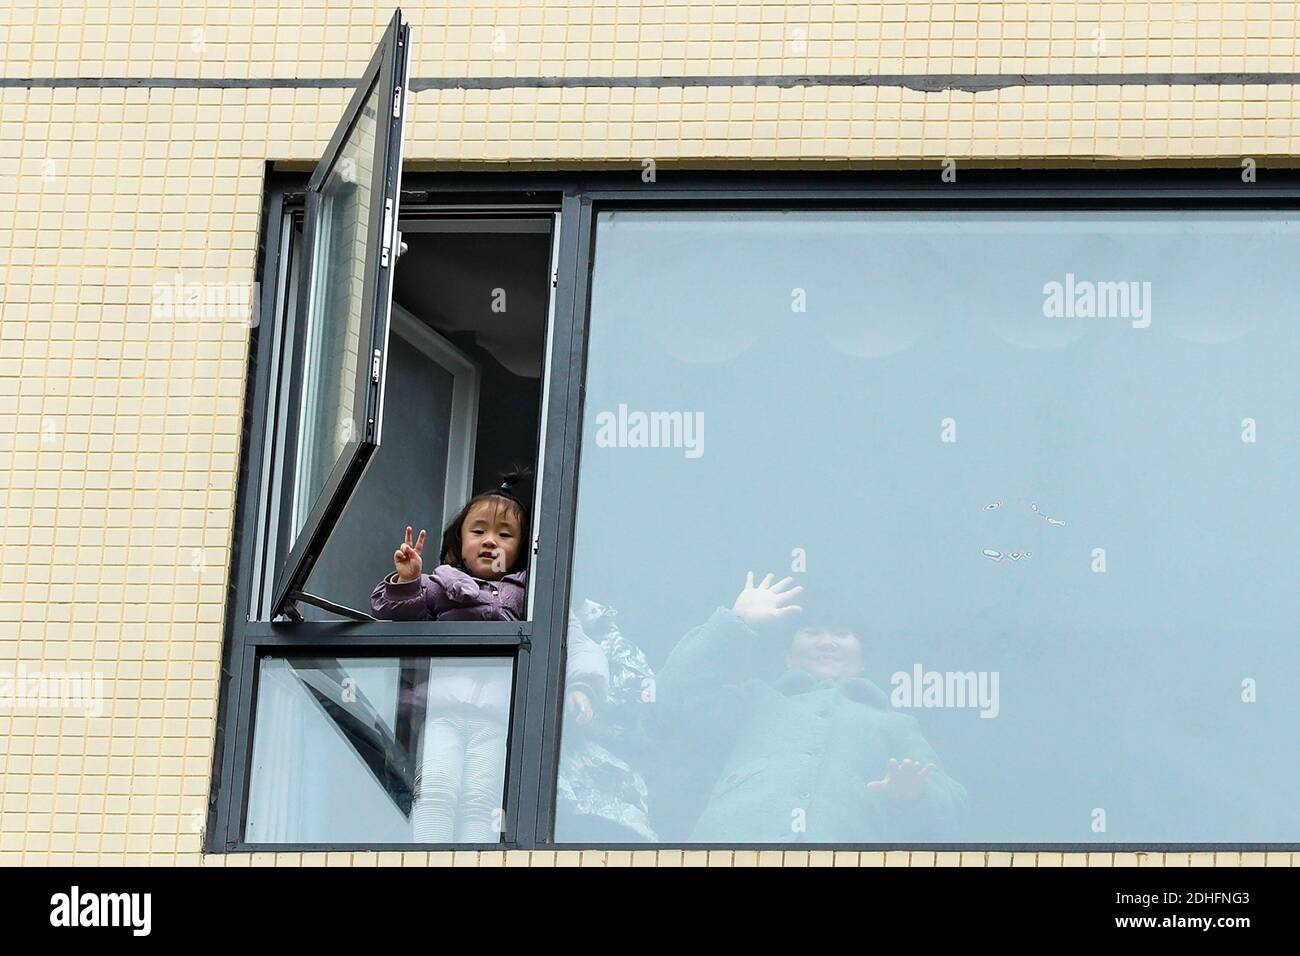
[271,13,410,622]
[211,168,1300,853]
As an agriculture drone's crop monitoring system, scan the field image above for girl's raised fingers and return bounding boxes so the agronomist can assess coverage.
[758,572,775,589]
[744,571,755,590]
[774,604,803,617]
[772,576,795,592]
[414,529,426,553]
[404,526,414,547]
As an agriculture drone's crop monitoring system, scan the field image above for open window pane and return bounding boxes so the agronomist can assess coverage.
[270,11,410,620]
[246,656,512,844]
[290,82,382,543]
[557,209,1300,844]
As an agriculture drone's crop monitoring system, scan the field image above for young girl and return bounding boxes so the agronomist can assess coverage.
[371,473,531,623]
[370,473,608,842]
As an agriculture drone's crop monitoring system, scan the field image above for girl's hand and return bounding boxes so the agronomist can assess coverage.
[731,571,803,630]
[393,526,426,584]
[867,758,936,802]
[566,690,594,725]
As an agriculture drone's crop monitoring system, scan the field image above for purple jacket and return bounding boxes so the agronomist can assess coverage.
[371,564,527,622]
[370,565,611,702]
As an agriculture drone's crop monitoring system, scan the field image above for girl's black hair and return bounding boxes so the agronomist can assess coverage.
[439,468,532,574]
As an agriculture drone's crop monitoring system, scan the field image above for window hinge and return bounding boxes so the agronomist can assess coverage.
[371,348,382,384]
[393,86,402,119]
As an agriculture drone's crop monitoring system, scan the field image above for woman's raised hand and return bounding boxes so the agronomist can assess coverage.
[867,758,936,802]
[730,571,803,630]
[393,526,426,584]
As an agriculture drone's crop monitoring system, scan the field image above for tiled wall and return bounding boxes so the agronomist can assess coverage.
[3,2,1300,80]
[1,1,1297,866]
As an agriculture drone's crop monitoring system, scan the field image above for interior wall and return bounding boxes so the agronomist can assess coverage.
[392,230,551,518]
[462,337,540,499]
[304,330,454,618]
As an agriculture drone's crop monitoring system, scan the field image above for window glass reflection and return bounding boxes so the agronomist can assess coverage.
[291,84,380,544]
[247,656,511,844]
[557,210,1300,843]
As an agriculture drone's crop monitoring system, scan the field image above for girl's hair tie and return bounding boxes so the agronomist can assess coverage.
[497,468,529,494]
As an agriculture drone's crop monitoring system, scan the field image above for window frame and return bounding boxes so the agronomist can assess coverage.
[211,169,1300,854]
[270,11,410,622]
[210,180,579,853]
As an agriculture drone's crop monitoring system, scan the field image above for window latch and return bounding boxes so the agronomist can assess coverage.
[371,348,382,384]
[379,198,395,268]
[393,86,402,119]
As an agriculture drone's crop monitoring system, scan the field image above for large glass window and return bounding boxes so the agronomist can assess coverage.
[557,209,1300,843]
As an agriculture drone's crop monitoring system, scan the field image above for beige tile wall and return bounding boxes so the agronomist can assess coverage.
[0,1,1297,866]
[2,2,1300,80]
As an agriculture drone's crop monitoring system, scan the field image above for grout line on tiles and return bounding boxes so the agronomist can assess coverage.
[3,72,1300,93]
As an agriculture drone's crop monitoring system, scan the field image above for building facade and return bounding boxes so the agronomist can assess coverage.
[2,1,1299,866]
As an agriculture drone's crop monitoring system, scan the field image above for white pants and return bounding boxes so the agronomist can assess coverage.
[411,713,507,842]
